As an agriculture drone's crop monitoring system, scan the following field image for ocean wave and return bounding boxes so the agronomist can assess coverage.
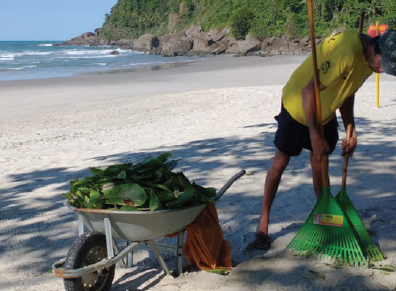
[65,49,121,55]
[0,54,15,60]
[0,65,37,71]
[0,41,198,81]
[10,51,51,57]
[58,55,116,60]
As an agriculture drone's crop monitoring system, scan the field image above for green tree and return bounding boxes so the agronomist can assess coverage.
[231,6,254,40]
[99,0,396,41]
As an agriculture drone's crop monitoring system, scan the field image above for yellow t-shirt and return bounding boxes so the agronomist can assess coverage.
[282,30,373,125]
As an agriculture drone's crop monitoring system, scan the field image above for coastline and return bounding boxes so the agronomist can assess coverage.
[1,54,396,291]
[0,54,307,121]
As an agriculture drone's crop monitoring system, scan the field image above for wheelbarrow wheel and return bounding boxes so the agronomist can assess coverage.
[63,231,115,291]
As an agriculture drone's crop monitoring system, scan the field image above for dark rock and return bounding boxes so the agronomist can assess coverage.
[192,36,212,52]
[134,34,159,52]
[208,28,229,42]
[225,36,261,56]
[162,39,192,56]
[94,28,102,36]
[110,50,120,55]
[62,24,311,58]
[185,25,203,40]
[118,38,135,50]
[81,32,95,37]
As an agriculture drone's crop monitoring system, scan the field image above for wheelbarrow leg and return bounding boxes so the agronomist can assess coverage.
[127,240,133,267]
[104,216,130,268]
[174,231,185,277]
[78,215,84,236]
[104,216,115,258]
[147,240,171,275]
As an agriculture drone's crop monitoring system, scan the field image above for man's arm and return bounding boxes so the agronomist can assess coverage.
[339,94,357,157]
[302,77,328,162]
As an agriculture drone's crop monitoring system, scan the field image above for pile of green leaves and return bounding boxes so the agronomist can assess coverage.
[63,153,216,211]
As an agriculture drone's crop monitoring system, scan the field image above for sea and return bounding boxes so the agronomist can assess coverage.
[0,41,198,81]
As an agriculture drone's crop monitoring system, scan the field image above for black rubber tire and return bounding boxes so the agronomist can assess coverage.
[63,231,115,291]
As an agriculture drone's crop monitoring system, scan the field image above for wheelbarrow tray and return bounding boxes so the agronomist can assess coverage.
[66,202,205,241]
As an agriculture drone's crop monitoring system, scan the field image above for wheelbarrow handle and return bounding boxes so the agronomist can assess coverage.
[213,170,246,202]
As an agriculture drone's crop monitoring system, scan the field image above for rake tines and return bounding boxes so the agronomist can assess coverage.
[335,188,384,262]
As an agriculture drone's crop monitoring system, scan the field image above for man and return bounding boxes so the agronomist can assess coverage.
[254,29,396,250]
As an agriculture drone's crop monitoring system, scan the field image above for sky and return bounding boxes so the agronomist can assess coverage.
[0,0,118,41]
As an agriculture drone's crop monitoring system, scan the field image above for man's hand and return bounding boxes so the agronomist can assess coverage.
[310,130,331,164]
[341,134,357,157]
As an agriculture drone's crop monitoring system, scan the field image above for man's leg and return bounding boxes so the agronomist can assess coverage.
[255,149,290,249]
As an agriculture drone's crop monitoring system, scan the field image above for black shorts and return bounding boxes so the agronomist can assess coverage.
[274,104,339,156]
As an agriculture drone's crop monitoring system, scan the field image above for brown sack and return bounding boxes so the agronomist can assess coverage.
[183,203,232,270]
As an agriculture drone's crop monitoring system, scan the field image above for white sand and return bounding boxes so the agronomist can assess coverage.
[0,55,395,291]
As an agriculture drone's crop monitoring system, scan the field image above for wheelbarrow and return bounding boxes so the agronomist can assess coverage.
[52,170,246,291]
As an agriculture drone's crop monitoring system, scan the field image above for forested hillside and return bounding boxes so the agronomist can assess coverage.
[101,0,396,40]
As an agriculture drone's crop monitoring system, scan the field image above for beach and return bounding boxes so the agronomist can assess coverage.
[0,54,395,291]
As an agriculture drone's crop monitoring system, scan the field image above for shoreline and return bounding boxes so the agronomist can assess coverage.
[1,53,393,123]
[0,54,307,121]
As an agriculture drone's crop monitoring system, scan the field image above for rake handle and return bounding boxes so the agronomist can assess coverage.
[307,0,330,187]
[341,124,353,187]
[341,13,363,187]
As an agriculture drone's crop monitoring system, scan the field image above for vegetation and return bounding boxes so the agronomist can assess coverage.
[63,153,217,211]
[101,0,396,40]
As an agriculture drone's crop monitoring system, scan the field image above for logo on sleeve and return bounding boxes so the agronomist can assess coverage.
[321,61,332,74]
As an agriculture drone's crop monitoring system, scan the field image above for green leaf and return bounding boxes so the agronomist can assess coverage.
[192,182,216,198]
[151,169,162,182]
[120,205,140,211]
[206,269,230,275]
[156,191,176,202]
[87,189,103,209]
[164,175,179,190]
[149,189,162,211]
[308,270,326,280]
[71,176,98,192]
[104,183,147,206]
[164,159,178,171]
[91,163,132,178]
[371,265,396,272]
[96,178,114,185]
[196,192,215,205]
[104,163,132,177]
[156,152,171,162]
[177,172,193,190]
[140,181,172,192]
[166,189,194,209]
[140,157,163,169]
[89,167,105,177]
[117,170,127,179]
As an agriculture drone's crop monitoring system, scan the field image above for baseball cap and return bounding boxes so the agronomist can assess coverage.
[379,29,396,76]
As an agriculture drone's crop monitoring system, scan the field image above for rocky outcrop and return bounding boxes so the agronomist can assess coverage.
[62,29,111,46]
[225,36,261,56]
[134,34,159,52]
[62,25,312,57]
[161,32,193,57]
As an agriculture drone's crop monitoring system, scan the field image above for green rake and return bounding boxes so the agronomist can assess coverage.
[287,0,366,267]
[287,186,366,266]
[335,125,384,262]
